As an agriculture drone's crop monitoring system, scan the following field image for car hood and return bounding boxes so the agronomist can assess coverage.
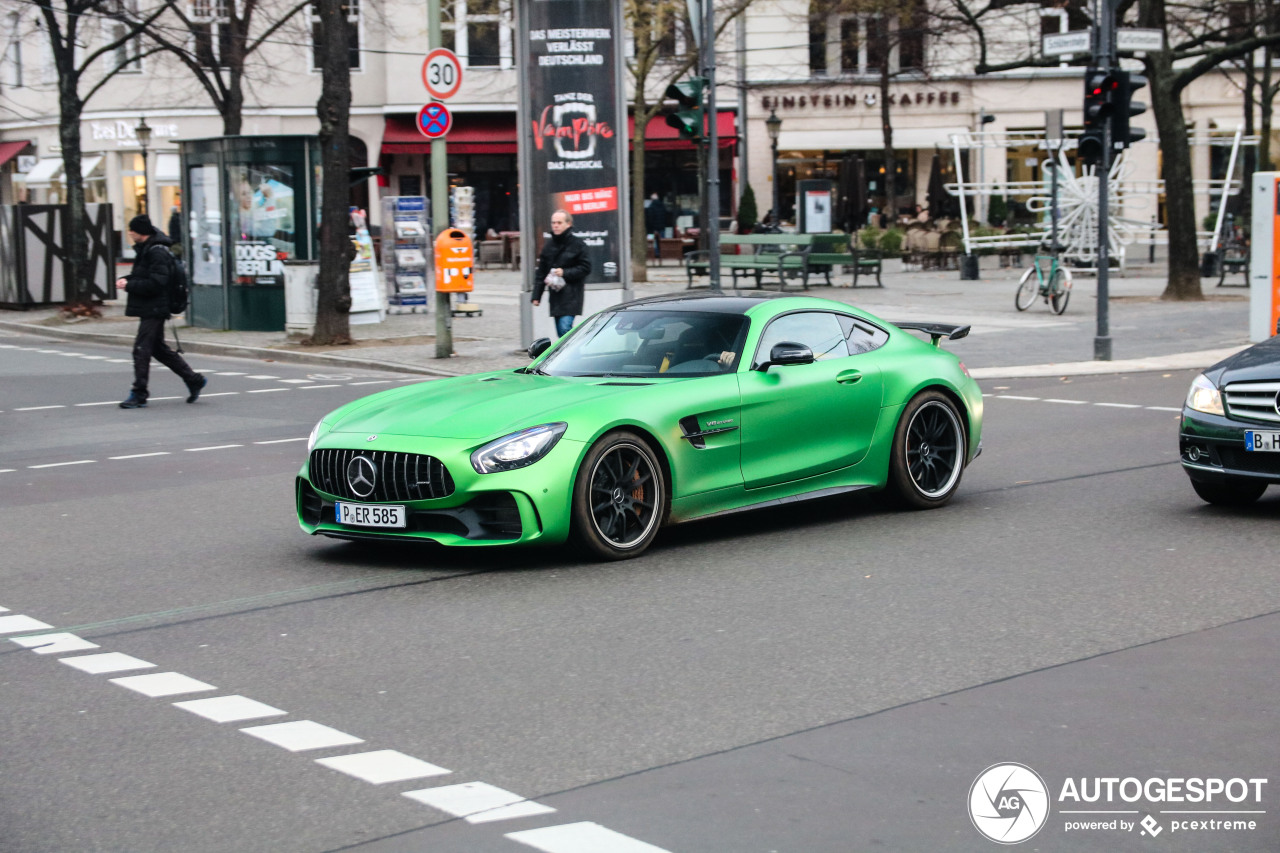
[1207,335,1280,385]
[326,371,659,440]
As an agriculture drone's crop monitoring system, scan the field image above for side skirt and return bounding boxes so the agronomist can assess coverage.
[670,484,876,525]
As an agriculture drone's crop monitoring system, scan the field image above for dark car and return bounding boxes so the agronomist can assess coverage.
[1180,331,1280,505]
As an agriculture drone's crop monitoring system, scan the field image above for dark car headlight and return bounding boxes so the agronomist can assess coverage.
[471,423,568,474]
[1185,373,1224,417]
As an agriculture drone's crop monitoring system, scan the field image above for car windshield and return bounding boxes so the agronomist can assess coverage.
[538,310,749,378]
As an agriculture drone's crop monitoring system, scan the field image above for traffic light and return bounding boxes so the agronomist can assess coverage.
[1110,69,1147,149]
[1079,68,1117,166]
[664,77,706,141]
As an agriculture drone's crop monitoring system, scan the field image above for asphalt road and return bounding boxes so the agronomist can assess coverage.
[2,330,1277,853]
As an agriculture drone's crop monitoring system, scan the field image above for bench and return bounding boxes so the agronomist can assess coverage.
[684,233,884,290]
[684,234,812,290]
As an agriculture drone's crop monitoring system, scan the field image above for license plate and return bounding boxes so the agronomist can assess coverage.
[1244,430,1280,452]
[335,502,406,528]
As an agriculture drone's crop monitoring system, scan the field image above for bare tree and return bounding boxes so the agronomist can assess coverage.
[27,0,174,306]
[625,0,753,283]
[135,0,312,135]
[949,0,1280,300]
[308,0,354,345]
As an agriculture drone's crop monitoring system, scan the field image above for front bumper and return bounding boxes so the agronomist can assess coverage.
[1179,408,1280,484]
[296,432,582,546]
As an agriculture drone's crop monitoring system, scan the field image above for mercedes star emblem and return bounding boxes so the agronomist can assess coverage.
[347,455,377,498]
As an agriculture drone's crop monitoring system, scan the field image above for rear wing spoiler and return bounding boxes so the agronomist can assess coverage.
[891,321,971,347]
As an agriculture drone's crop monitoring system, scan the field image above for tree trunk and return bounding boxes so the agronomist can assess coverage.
[309,0,354,345]
[1263,42,1276,172]
[879,66,895,221]
[57,64,89,306]
[630,99,649,283]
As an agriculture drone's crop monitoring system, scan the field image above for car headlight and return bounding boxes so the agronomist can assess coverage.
[307,419,327,452]
[471,423,567,474]
[1185,373,1224,416]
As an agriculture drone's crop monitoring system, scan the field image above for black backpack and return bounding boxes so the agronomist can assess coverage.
[166,249,189,316]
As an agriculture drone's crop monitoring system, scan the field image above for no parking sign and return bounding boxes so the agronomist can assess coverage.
[416,102,452,139]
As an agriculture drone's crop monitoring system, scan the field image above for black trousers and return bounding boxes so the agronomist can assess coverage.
[131,316,198,398]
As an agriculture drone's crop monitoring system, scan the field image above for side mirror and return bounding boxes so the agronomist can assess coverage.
[757,341,814,372]
[528,337,552,359]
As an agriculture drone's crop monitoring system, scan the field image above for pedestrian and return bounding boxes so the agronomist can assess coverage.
[115,214,207,409]
[530,209,591,338]
[644,192,666,259]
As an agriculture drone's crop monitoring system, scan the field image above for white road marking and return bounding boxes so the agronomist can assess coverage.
[995,395,1040,401]
[0,615,55,634]
[109,452,171,460]
[199,392,239,397]
[1147,406,1182,412]
[248,388,288,393]
[80,355,108,360]
[75,401,122,407]
[254,438,306,444]
[1095,402,1143,408]
[173,695,288,723]
[16,405,65,411]
[106,359,130,363]
[151,396,181,401]
[1044,398,1088,405]
[60,652,155,674]
[9,633,99,654]
[403,781,556,824]
[110,672,218,697]
[0,469,14,473]
[299,384,340,390]
[239,720,364,752]
[349,380,392,386]
[28,460,94,469]
[507,822,673,853]
[246,374,279,379]
[316,750,451,785]
[278,379,312,384]
[184,445,243,452]
[214,372,247,375]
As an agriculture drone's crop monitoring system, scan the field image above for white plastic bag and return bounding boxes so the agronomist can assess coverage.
[544,273,566,292]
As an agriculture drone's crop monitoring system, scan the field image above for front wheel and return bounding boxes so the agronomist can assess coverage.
[571,431,666,560]
[887,391,967,509]
[1015,267,1038,311]
[1049,267,1072,314]
[1190,478,1267,506]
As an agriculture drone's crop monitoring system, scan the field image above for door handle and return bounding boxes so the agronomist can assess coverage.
[836,370,862,385]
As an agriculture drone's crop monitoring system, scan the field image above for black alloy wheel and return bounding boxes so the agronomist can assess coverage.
[888,390,966,508]
[572,431,666,560]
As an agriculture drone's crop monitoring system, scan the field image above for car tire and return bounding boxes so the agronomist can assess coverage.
[572,431,666,560]
[1190,478,1267,506]
[887,390,967,509]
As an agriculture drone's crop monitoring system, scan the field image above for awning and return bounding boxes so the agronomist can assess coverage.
[778,127,968,151]
[628,111,738,150]
[0,139,31,167]
[382,113,517,154]
[17,158,63,187]
[80,155,104,178]
[381,110,738,156]
[155,152,180,182]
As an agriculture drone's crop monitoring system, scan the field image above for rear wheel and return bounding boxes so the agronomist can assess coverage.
[1015,267,1038,311]
[1190,478,1267,506]
[1049,267,1072,314]
[571,431,666,560]
[887,391,967,509]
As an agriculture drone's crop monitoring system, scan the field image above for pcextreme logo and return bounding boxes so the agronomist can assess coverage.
[969,764,1269,845]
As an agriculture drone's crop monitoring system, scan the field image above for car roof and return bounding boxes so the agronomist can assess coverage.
[610,291,831,315]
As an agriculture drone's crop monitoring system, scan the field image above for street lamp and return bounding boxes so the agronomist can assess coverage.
[765,109,782,226]
[134,116,152,215]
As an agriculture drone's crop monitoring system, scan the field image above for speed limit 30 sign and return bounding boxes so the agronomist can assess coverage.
[422,48,463,100]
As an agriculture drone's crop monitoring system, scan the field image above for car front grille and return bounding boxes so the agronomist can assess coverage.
[309,448,455,501]
[1218,448,1280,476]
[1224,380,1280,424]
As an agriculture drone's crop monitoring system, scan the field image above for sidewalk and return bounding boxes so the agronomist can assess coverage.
[0,259,1252,379]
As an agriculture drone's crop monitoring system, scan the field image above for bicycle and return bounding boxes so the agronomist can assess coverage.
[1015,251,1072,314]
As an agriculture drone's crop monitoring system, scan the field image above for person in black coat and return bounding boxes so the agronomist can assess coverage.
[114,214,206,409]
[644,192,667,258]
[530,209,592,337]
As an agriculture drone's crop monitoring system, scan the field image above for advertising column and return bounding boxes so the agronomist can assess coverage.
[516,0,631,346]
[1251,172,1280,342]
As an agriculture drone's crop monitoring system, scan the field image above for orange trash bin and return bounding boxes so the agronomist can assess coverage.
[434,229,475,293]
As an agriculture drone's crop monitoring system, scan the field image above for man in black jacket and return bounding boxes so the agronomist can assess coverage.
[115,214,206,409]
[530,209,592,337]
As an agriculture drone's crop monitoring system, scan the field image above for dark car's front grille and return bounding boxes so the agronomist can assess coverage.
[1218,448,1280,476]
[1224,380,1280,424]
[309,448,455,501]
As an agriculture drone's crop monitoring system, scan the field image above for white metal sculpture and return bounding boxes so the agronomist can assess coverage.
[1023,150,1151,264]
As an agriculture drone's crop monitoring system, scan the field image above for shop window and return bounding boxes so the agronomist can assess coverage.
[809,2,922,76]
[6,11,23,87]
[310,0,361,71]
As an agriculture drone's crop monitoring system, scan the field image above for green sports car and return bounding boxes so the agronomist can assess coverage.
[297,292,983,559]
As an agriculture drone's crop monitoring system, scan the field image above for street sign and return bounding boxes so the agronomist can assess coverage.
[416,102,452,139]
[1042,31,1092,57]
[1117,28,1164,52]
[421,48,463,100]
